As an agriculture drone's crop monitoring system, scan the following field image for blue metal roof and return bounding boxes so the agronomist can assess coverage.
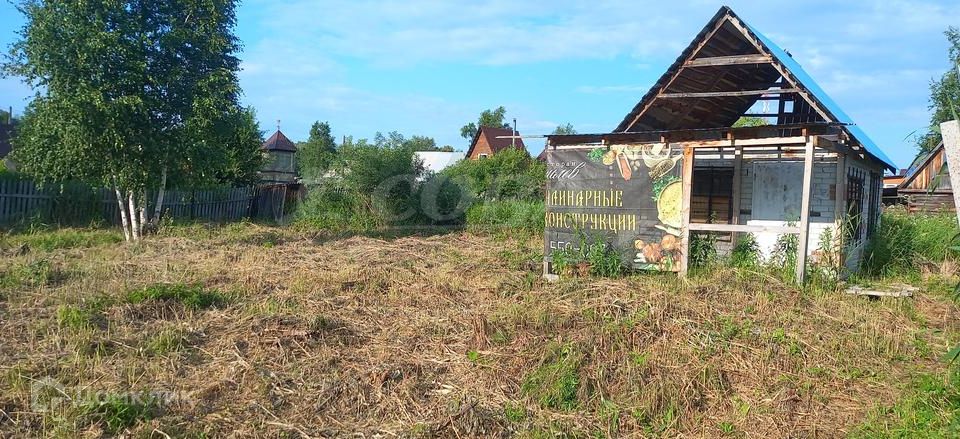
[743,21,897,171]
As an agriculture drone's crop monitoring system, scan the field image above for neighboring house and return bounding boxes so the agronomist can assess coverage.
[882,168,907,206]
[543,6,895,281]
[260,129,298,184]
[898,141,954,212]
[536,147,548,162]
[415,151,462,174]
[465,126,525,160]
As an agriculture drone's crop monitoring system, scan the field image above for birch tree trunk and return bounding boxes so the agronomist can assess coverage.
[128,191,141,241]
[139,189,147,235]
[115,185,131,242]
[152,167,167,226]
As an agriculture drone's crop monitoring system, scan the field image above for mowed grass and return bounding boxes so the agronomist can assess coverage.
[0,222,957,437]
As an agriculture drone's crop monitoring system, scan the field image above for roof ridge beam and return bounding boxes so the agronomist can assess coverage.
[660,88,800,98]
[684,54,772,67]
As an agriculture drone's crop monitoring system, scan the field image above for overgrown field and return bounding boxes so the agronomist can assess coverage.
[0,223,958,437]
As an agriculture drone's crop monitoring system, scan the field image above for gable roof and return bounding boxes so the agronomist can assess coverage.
[614,6,895,171]
[899,141,946,190]
[465,126,525,158]
[262,130,297,152]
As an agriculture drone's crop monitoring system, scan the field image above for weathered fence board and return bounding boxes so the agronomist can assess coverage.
[0,175,271,226]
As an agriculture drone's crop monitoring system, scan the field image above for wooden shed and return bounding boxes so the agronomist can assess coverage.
[897,142,954,212]
[260,129,298,184]
[543,6,896,283]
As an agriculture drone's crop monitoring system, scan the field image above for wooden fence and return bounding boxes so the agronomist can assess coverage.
[0,176,292,226]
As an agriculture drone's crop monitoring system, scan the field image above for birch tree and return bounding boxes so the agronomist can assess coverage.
[4,0,260,240]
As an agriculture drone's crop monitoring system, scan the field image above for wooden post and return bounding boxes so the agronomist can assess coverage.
[834,152,847,267]
[731,143,743,243]
[795,137,815,284]
[678,146,695,278]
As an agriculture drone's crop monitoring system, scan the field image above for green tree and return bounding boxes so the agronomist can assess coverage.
[919,27,960,152]
[733,116,769,128]
[4,0,257,240]
[404,135,437,151]
[460,106,510,141]
[552,123,577,135]
[297,121,337,180]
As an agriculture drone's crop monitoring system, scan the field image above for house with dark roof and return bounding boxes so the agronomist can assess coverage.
[542,6,895,282]
[897,142,953,212]
[260,129,298,183]
[465,126,525,160]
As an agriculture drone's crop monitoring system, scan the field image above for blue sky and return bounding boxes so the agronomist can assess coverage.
[1,1,957,169]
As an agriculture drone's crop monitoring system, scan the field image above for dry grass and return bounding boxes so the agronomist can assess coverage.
[0,224,957,438]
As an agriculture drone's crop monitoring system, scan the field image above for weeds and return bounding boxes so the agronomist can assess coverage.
[125,283,227,310]
[863,208,959,277]
[0,228,121,252]
[852,368,960,438]
[1,258,64,289]
[551,231,624,278]
[144,328,187,355]
[521,344,583,410]
[689,232,719,269]
[56,303,105,331]
[729,233,760,267]
[77,394,158,434]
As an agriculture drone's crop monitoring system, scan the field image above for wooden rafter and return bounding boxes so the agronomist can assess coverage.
[723,16,834,124]
[621,14,735,132]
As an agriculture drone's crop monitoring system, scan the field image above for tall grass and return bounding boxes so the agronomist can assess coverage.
[862,208,959,277]
[465,200,544,232]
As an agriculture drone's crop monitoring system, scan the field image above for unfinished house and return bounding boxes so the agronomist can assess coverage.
[543,6,896,282]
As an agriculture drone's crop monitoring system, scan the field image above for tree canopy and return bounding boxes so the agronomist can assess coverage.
[4,0,261,239]
[297,121,337,180]
[460,106,510,141]
[918,27,960,152]
[552,123,577,135]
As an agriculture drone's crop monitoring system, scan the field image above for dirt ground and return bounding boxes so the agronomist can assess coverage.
[0,224,957,438]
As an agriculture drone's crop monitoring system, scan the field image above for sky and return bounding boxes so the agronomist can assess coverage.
[0,0,957,169]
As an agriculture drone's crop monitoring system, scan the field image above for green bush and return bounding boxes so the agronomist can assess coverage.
[863,209,959,276]
[296,144,547,233]
[441,148,545,202]
[296,139,427,231]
